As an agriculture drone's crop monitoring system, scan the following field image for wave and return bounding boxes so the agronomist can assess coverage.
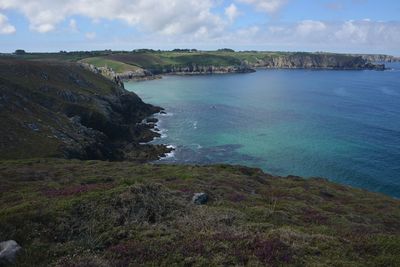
[159,112,174,117]
[151,127,168,139]
[161,145,176,160]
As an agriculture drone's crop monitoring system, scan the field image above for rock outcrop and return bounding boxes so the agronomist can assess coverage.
[192,192,209,205]
[0,240,21,264]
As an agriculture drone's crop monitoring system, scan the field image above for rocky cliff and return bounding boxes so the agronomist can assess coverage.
[252,53,385,70]
[0,59,170,161]
[159,63,255,75]
[358,54,400,63]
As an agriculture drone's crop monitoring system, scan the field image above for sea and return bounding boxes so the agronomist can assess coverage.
[126,63,400,198]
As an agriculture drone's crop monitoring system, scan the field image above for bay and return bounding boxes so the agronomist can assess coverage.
[126,63,400,197]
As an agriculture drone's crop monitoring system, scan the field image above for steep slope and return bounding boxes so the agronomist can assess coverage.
[0,59,169,161]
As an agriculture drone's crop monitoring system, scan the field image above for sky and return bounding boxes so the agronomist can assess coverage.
[0,0,399,55]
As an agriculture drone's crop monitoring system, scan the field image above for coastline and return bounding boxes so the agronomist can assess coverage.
[141,111,175,160]
[121,63,387,84]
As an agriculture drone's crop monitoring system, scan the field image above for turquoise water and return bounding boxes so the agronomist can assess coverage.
[126,64,400,198]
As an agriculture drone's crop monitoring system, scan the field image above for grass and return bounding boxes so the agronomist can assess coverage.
[0,159,399,266]
[79,57,142,73]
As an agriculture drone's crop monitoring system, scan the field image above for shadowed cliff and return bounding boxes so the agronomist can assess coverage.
[0,59,169,161]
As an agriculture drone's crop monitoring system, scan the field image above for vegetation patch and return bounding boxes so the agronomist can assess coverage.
[0,159,399,266]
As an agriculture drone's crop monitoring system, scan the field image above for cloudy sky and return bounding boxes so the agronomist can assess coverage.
[0,0,399,55]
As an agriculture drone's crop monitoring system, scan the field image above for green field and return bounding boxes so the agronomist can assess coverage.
[79,57,142,73]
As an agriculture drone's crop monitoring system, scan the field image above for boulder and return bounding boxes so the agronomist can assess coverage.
[146,117,158,123]
[192,192,208,205]
[0,240,22,264]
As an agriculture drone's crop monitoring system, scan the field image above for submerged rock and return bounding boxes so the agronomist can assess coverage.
[192,192,208,205]
[0,240,22,264]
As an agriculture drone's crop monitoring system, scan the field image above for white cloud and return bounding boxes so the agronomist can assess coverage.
[225,3,240,22]
[85,32,96,40]
[335,20,368,43]
[0,1,399,54]
[237,0,288,14]
[32,23,54,33]
[244,20,400,53]
[0,13,16,34]
[69,18,77,31]
[296,20,326,36]
[0,0,225,37]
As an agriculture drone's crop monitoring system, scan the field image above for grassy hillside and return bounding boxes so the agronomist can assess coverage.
[106,52,243,69]
[79,57,142,73]
[0,159,399,266]
[0,59,166,161]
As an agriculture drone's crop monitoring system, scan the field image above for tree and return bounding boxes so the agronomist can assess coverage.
[14,49,26,55]
[217,48,235,52]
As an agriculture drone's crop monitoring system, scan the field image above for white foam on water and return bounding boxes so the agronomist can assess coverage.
[159,112,174,117]
[159,128,168,138]
[162,145,176,159]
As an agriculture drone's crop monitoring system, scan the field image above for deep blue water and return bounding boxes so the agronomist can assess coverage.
[126,63,400,198]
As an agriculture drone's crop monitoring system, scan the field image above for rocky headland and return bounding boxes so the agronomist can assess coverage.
[0,59,171,161]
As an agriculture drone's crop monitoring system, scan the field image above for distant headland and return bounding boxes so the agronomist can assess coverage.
[2,49,395,84]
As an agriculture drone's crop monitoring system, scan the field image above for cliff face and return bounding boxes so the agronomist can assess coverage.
[252,53,385,70]
[359,54,400,63]
[0,59,169,161]
[158,63,255,75]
